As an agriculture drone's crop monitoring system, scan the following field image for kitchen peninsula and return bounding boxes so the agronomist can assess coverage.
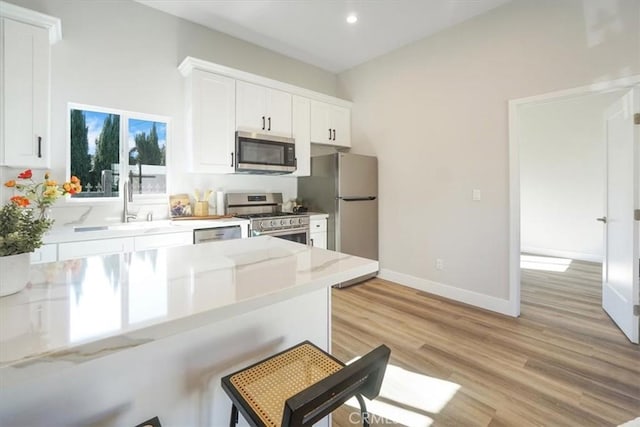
[0,237,378,426]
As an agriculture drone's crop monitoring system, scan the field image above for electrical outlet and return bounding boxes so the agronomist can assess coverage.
[472,189,481,201]
[436,258,444,270]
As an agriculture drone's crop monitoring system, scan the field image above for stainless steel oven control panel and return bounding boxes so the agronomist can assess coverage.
[257,216,309,231]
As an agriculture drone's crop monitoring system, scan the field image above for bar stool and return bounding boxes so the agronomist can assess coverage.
[221,340,390,427]
[134,416,161,427]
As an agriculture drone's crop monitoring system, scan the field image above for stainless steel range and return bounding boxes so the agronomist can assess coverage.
[226,193,310,245]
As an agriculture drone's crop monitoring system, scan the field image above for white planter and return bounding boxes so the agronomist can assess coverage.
[0,253,31,297]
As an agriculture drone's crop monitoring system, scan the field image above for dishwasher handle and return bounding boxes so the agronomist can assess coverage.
[194,226,241,244]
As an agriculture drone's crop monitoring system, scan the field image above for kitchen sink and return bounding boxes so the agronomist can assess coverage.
[73,225,109,232]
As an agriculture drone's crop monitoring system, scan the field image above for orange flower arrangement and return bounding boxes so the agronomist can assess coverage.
[0,170,81,258]
[4,169,82,219]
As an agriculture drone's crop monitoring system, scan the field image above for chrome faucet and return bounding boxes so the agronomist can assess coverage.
[122,179,137,223]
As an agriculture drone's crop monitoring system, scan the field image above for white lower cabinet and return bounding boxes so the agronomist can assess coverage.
[44,230,196,262]
[58,237,135,261]
[134,232,193,251]
[310,216,327,249]
[30,244,57,264]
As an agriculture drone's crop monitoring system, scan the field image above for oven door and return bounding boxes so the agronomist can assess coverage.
[235,131,296,174]
[252,228,310,245]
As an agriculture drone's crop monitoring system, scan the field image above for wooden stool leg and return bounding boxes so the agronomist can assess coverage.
[229,403,238,427]
[356,394,369,427]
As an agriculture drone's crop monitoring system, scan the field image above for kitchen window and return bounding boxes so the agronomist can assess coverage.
[68,104,169,200]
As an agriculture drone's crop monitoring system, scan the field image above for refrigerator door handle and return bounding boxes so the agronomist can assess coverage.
[338,196,377,201]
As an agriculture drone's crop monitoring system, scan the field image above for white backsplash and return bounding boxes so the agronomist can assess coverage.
[0,167,297,229]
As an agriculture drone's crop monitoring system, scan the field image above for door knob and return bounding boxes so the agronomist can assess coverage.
[596,217,607,223]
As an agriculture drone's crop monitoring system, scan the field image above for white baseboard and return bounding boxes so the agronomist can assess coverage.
[378,269,516,317]
[521,246,602,263]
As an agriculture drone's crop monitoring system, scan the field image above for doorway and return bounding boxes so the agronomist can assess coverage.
[508,76,640,342]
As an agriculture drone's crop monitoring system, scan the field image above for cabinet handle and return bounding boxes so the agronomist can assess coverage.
[332,129,336,141]
[268,117,271,131]
[230,152,234,167]
[262,116,265,130]
[37,136,42,158]
[328,128,332,140]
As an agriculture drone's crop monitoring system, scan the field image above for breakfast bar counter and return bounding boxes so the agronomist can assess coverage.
[0,237,378,426]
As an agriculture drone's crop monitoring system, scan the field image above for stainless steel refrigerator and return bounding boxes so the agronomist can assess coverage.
[298,153,378,286]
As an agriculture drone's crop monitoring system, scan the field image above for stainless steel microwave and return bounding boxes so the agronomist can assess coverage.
[235,131,296,174]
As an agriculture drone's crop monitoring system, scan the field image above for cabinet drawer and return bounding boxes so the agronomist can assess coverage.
[58,237,134,261]
[30,243,57,264]
[135,232,193,251]
[310,219,327,233]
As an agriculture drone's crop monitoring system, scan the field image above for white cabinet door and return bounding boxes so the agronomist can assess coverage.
[310,101,351,147]
[236,81,292,137]
[311,232,327,249]
[134,232,193,251]
[310,100,331,144]
[266,88,292,136]
[329,105,351,147]
[236,80,267,133]
[58,237,135,261]
[1,18,50,168]
[310,218,327,249]
[291,96,310,177]
[30,244,57,264]
[188,70,235,173]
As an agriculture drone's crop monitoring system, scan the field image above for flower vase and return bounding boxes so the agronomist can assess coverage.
[0,253,31,297]
[42,207,52,221]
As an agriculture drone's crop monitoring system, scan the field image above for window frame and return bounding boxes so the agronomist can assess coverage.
[66,102,171,204]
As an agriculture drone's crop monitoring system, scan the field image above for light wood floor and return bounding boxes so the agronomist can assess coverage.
[331,259,640,426]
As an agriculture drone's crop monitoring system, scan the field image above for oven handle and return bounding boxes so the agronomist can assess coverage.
[252,228,310,245]
[252,227,309,237]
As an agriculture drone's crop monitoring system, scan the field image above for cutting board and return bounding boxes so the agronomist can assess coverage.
[171,215,235,221]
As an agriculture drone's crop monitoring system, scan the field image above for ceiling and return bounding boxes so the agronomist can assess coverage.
[136,0,512,73]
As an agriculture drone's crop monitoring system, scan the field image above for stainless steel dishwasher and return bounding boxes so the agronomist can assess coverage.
[193,226,242,244]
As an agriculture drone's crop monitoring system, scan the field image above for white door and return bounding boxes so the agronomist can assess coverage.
[291,95,310,176]
[266,87,292,137]
[236,81,267,133]
[310,100,331,144]
[2,18,50,168]
[330,105,351,147]
[602,87,639,344]
[190,70,235,173]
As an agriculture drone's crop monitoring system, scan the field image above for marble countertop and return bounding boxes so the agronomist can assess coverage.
[43,218,250,244]
[308,212,329,219]
[0,237,378,386]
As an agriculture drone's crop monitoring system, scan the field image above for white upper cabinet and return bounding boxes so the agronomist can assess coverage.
[310,100,351,147]
[178,56,352,174]
[185,69,236,173]
[291,96,310,177]
[0,3,61,169]
[236,81,292,137]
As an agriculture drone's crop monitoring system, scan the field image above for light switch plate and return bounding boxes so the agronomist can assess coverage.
[472,189,481,201]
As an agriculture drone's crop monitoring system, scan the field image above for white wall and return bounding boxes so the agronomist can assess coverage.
[519,91,624,262]
[337,0,639,310]
[2,0,338,225]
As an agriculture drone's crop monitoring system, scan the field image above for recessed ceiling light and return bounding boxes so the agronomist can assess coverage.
[346,14,358,24]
